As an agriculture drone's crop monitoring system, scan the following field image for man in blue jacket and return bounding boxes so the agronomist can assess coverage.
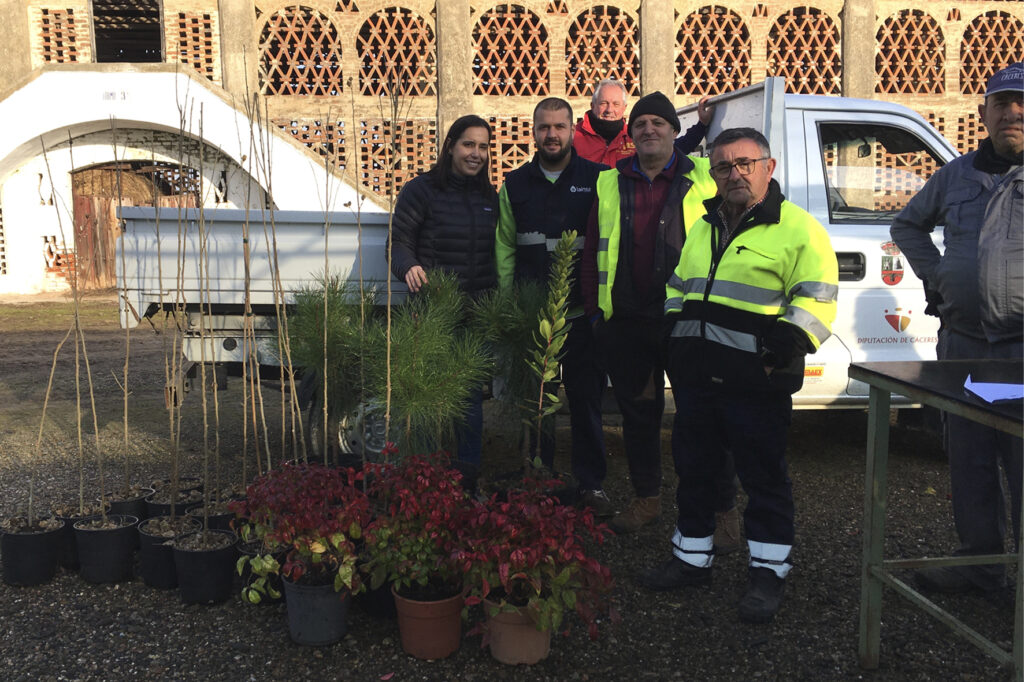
[496,97,611,516]
[890,62,1023,598]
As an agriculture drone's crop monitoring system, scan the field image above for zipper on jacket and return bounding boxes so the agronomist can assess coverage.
[735,244,776,260]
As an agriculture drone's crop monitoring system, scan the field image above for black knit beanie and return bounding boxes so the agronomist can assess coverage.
[628,91,681,135]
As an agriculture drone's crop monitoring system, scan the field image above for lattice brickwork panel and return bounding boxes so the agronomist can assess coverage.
[677,6,752,95]
[474,5,550,96]
[956,112,985,155]
[547,1,568,14]
[960,11,1024,95]
[276,118,348,169]
[173,13,217,82]
[335,1,359,10]
[40,8,79,62]
[488,116,532,187]
[260,7,343,96]
[766,7,841,95]
[874,147,943,212]
[876,10,945,94]
[359,8,436,96]
[359,119,436,197]
[565,6,640,98]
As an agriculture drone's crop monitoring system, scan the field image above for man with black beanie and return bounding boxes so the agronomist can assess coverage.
[580,91,736,535]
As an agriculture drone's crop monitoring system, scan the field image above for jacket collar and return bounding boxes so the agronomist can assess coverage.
[703,178,785,229]
[615,151,694,180]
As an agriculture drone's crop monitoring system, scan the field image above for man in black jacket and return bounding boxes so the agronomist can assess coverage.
[495,97,612,516]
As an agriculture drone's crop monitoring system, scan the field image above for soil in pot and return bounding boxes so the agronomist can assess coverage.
[74,514,139,584]
[282,579,352,646]
[0,516,64,586]
[184,502,235,532]
[392,585,464,660]
[52,501,109,570]
[138,516,201,589]
[101,485,155,522]
[173,529,237,605]
[483,599,551,665]
[150,476,203,493]
[145,488,204,518]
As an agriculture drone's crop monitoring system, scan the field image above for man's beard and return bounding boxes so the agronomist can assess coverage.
[538,142,570,165]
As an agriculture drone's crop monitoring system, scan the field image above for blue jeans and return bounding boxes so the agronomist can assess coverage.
[455,385,484,467]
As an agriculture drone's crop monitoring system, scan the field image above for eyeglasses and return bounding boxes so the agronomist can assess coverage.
[709,157,770,179]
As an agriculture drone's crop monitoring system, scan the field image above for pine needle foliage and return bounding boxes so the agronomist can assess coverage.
[287,272,381,424]
[368,270,492,457]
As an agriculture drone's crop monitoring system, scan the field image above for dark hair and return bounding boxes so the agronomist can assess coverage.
[533,97,573,121]
[709,127,771,157]
[429,115,495,197]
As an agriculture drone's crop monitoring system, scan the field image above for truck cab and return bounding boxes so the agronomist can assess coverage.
[677,78,957,407]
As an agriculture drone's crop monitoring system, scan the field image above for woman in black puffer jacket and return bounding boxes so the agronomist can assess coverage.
[388,115,498,467]
[389,115,497,296]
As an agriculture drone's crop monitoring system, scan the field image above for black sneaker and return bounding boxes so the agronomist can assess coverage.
[579,489,614,518]
[636,556,711,591]
[738,567,786,623]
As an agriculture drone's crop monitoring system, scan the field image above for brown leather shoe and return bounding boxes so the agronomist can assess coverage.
[713,506,742,555]
[609,496,661,534]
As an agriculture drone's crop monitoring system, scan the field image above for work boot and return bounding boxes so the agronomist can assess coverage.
[738,567,786,623]
[579,489,614,518]
[609,496,660,534]
[713,506,742,555]
[637,556,712,591]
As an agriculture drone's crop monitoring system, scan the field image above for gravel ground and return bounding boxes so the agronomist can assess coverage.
[0,295,1017,681]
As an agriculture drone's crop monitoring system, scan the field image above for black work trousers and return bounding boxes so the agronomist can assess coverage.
[598,316,666,498]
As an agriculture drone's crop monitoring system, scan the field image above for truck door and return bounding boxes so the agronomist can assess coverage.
[800,112,955,404]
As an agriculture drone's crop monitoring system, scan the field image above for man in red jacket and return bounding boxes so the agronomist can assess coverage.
[573,79,713,166]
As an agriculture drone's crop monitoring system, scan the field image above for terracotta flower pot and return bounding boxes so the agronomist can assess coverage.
[391,586,463,660]
[484,599,551,665]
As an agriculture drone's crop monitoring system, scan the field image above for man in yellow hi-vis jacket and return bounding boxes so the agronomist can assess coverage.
[637,127,838,624]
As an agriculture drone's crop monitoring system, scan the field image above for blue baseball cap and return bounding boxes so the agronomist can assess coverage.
[985,62,1024,97]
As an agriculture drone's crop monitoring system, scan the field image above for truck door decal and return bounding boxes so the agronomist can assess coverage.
[880,241,903,285]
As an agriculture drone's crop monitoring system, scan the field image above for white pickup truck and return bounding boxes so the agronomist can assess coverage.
[118,78,957,409]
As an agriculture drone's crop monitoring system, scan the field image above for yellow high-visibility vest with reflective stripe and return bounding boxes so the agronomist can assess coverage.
[665,200,838,351]
[595,156,715,321]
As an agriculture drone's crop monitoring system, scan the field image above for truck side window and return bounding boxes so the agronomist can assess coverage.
[818,123,945,224]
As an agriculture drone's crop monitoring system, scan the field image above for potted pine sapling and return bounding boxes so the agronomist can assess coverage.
[287,273,381,466]
[368,270,491,463]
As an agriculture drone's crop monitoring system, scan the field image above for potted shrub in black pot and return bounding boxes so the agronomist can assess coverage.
[234,462,372,644]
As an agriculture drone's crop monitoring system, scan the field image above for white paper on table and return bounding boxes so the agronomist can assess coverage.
[964,374,1024,403]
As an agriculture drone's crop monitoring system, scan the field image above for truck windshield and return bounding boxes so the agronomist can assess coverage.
[818,122,946,224]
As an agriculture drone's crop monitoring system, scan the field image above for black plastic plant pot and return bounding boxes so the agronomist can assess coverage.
[283,579,352,646]
[102,487,155,523]
[138,516,201,589]
[173,529,237,605]
[0,520,65,586]
[144,490,202,519]
[184,504,235,532]
[73,514,139,584]
[236,541,286,605]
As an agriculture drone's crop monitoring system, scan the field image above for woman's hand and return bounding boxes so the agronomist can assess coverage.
[404,265,429,293]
